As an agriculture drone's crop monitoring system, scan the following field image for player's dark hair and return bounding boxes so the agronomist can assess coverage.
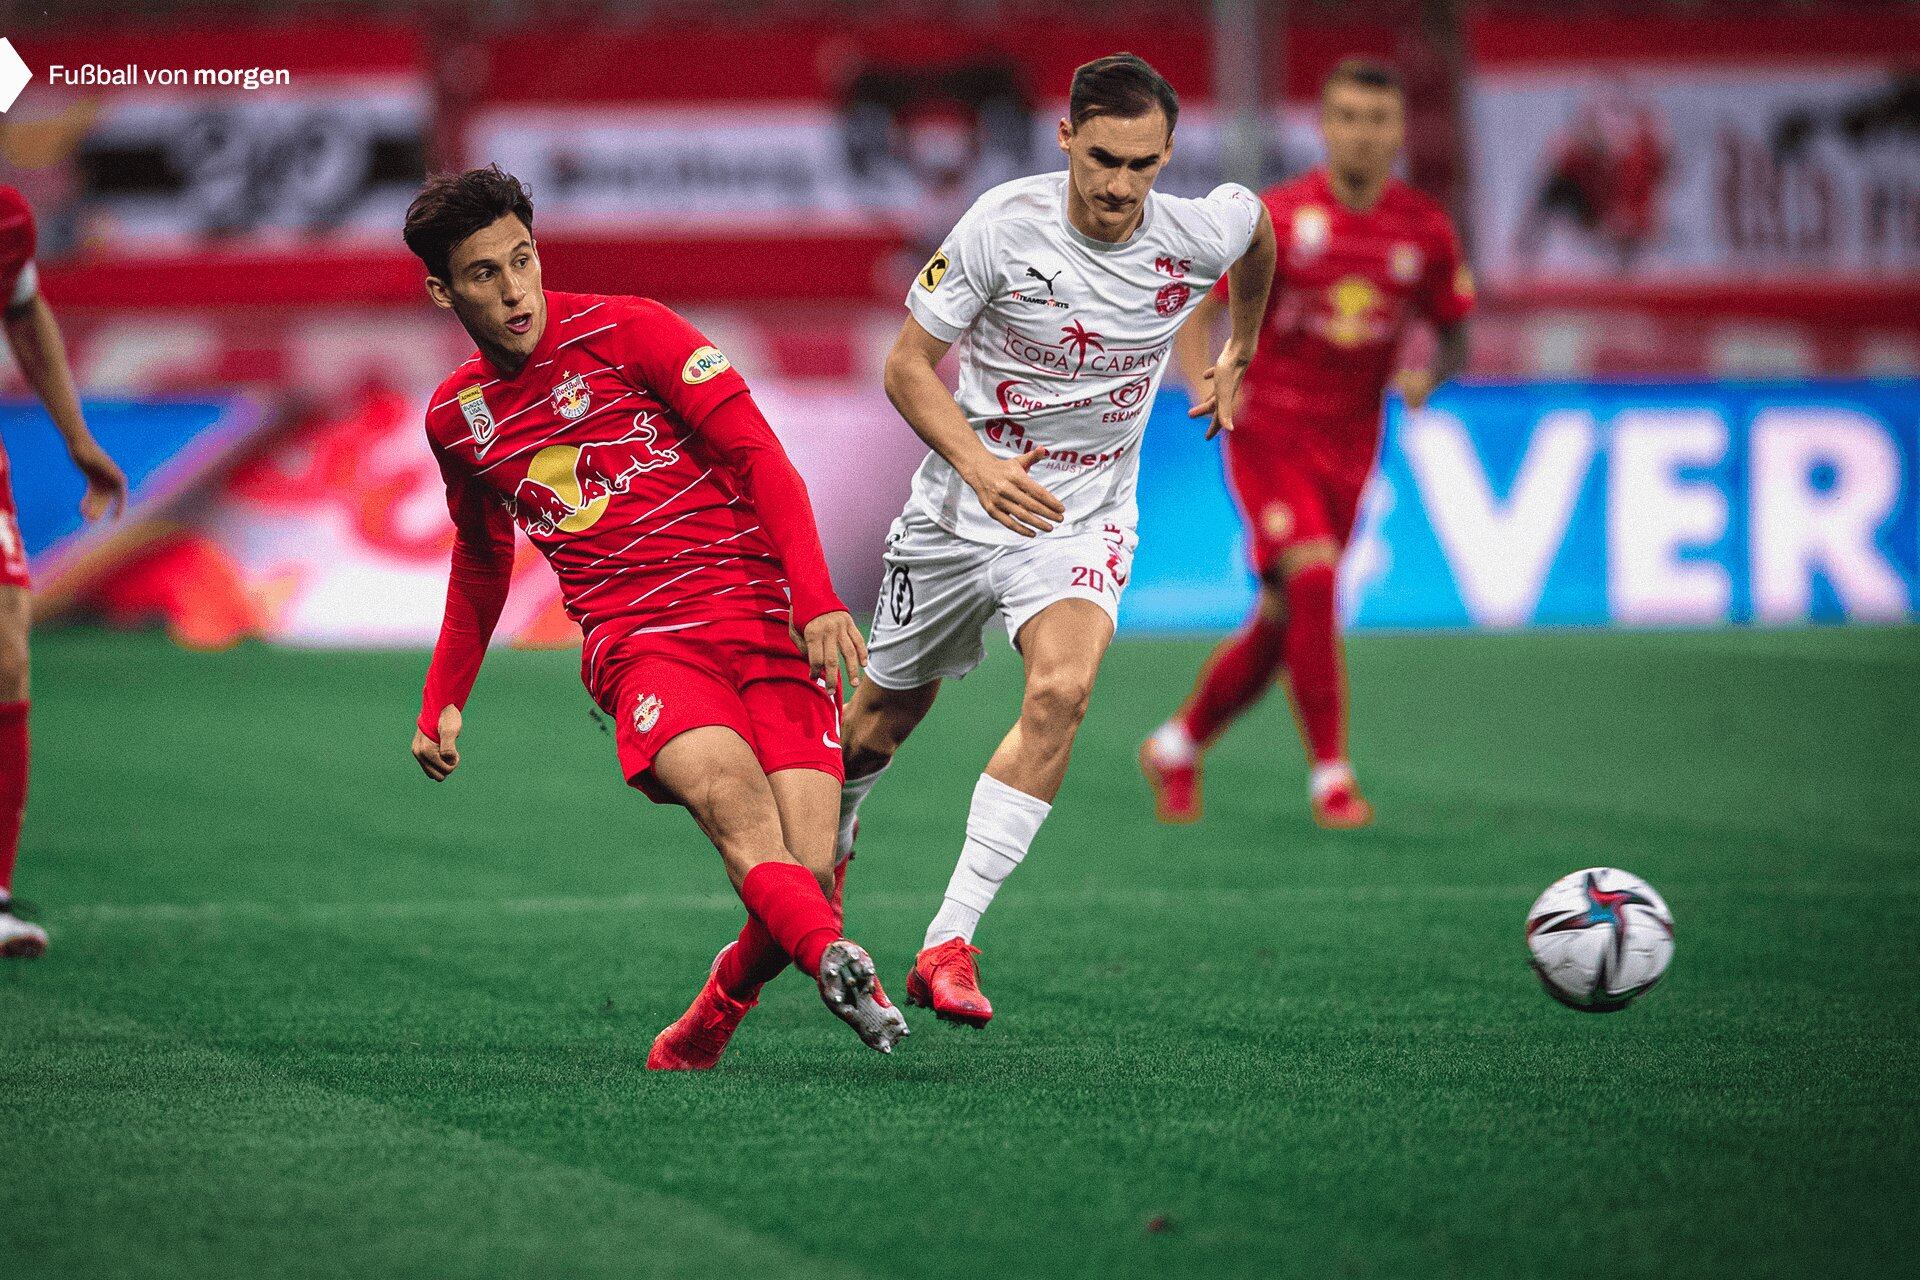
[1323,57,1403,99]
[1068,53,1179,134]
[403,164,535,281]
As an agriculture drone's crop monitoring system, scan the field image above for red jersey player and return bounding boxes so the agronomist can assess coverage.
[402,167,906,1067]
[1141,59,1473,828]
[0,185,129,957]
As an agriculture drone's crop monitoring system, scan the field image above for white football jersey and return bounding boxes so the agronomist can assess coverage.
[904,171,1261,545]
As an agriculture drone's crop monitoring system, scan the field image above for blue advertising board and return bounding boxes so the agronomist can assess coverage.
[2,396,263,575]
[1125,380,1919,631]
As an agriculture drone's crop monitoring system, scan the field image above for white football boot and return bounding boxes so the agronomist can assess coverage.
[0,898,47,958]
[815,939,909,1053]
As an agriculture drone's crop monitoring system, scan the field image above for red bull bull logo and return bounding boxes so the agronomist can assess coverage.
[505,413,682,536]
[511,475,575,536]
[575,413,678,505]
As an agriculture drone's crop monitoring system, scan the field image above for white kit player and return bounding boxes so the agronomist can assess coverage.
[834,54,1277,1025]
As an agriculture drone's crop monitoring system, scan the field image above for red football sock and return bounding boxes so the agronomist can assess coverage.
[1178,613,1287,745]
[716,856,853,1002]
[0,700,26,895]
[736,861,840,976]
[1281,564,1347,765]
[714,915,791,1002]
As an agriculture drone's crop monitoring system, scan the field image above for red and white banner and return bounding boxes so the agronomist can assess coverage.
[1467,16,1920,289]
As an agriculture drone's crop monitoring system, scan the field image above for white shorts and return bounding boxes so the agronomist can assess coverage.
[864,509,1137,690]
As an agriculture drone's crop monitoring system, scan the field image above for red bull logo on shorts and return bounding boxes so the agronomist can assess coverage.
[632,692,663,734]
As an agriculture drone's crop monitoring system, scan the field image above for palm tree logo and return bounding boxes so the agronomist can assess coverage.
[1060,321,1104,377]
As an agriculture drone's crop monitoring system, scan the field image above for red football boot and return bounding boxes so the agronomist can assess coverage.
[905,937,993,1027]
[647,945,756,1071]
[1139,735,1202,824]
[1311,775,1374,830]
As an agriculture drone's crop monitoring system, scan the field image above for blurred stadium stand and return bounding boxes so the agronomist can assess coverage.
[1,0,1914,641]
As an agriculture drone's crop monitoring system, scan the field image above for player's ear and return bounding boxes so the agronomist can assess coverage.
[424,276,454,311]
[1057,117,1072,155]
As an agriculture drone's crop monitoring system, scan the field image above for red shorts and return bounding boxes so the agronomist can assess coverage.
[1224,429,1371,577]
[0,442,27,589]
[591,618,843,805]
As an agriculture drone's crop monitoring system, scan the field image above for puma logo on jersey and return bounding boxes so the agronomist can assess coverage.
[1024,266,1063,295]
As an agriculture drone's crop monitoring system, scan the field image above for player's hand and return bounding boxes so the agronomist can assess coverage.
[964,447,1064,538]
[70,440,128,522]
[1394,369,1440,413]
[411,704,463,781]
[1187,342,1254,440]
[801,610,867,689]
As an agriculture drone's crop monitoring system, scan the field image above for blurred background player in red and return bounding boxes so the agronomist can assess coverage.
[0,184,128,956]
[401,167,906,1068]
[1140,59,1473,830]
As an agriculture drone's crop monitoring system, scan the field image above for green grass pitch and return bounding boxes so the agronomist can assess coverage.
[6,625,1917,1278]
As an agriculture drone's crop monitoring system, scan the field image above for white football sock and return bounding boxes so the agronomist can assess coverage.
[924,773,1051,949]
[1149,719,1197,766]
[1309,760,1354,799]
[836,761,890,865]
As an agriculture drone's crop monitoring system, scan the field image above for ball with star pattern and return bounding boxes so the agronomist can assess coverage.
[1525,868,1675,1012]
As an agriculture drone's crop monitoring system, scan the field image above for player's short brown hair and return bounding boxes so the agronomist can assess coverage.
[403,165,535,281]
[1323,57,1403,99]
[1069,53,1179,133]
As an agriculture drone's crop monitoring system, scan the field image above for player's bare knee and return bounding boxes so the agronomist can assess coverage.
[0,599,28,701]
[843,680,934,772]
[687,766,783,856]
[1278,540,1339,579]
[1022,667,1095,734]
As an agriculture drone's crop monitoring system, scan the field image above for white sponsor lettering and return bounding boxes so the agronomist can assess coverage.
[1607,410,1732,625]
[1406,409,1596,627]
[1750,409,1907,621]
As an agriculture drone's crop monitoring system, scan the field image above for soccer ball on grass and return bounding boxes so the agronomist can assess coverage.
[1525,868,1674,1012]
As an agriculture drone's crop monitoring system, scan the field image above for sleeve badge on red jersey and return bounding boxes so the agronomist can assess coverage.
[457,385,496,453]
[1292,206,1330,258]
[682,345,732,385]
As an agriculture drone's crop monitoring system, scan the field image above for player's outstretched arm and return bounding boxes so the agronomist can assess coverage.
[692,389,867,687]
[2,293,126,521]
[412,452,516,781]
[882,316,1064,538]
[1191,205,1276,440]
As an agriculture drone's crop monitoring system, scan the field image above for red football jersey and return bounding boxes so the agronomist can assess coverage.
[0,186,37,309]
[1216,169,1473,470]
[425,291,811,695]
